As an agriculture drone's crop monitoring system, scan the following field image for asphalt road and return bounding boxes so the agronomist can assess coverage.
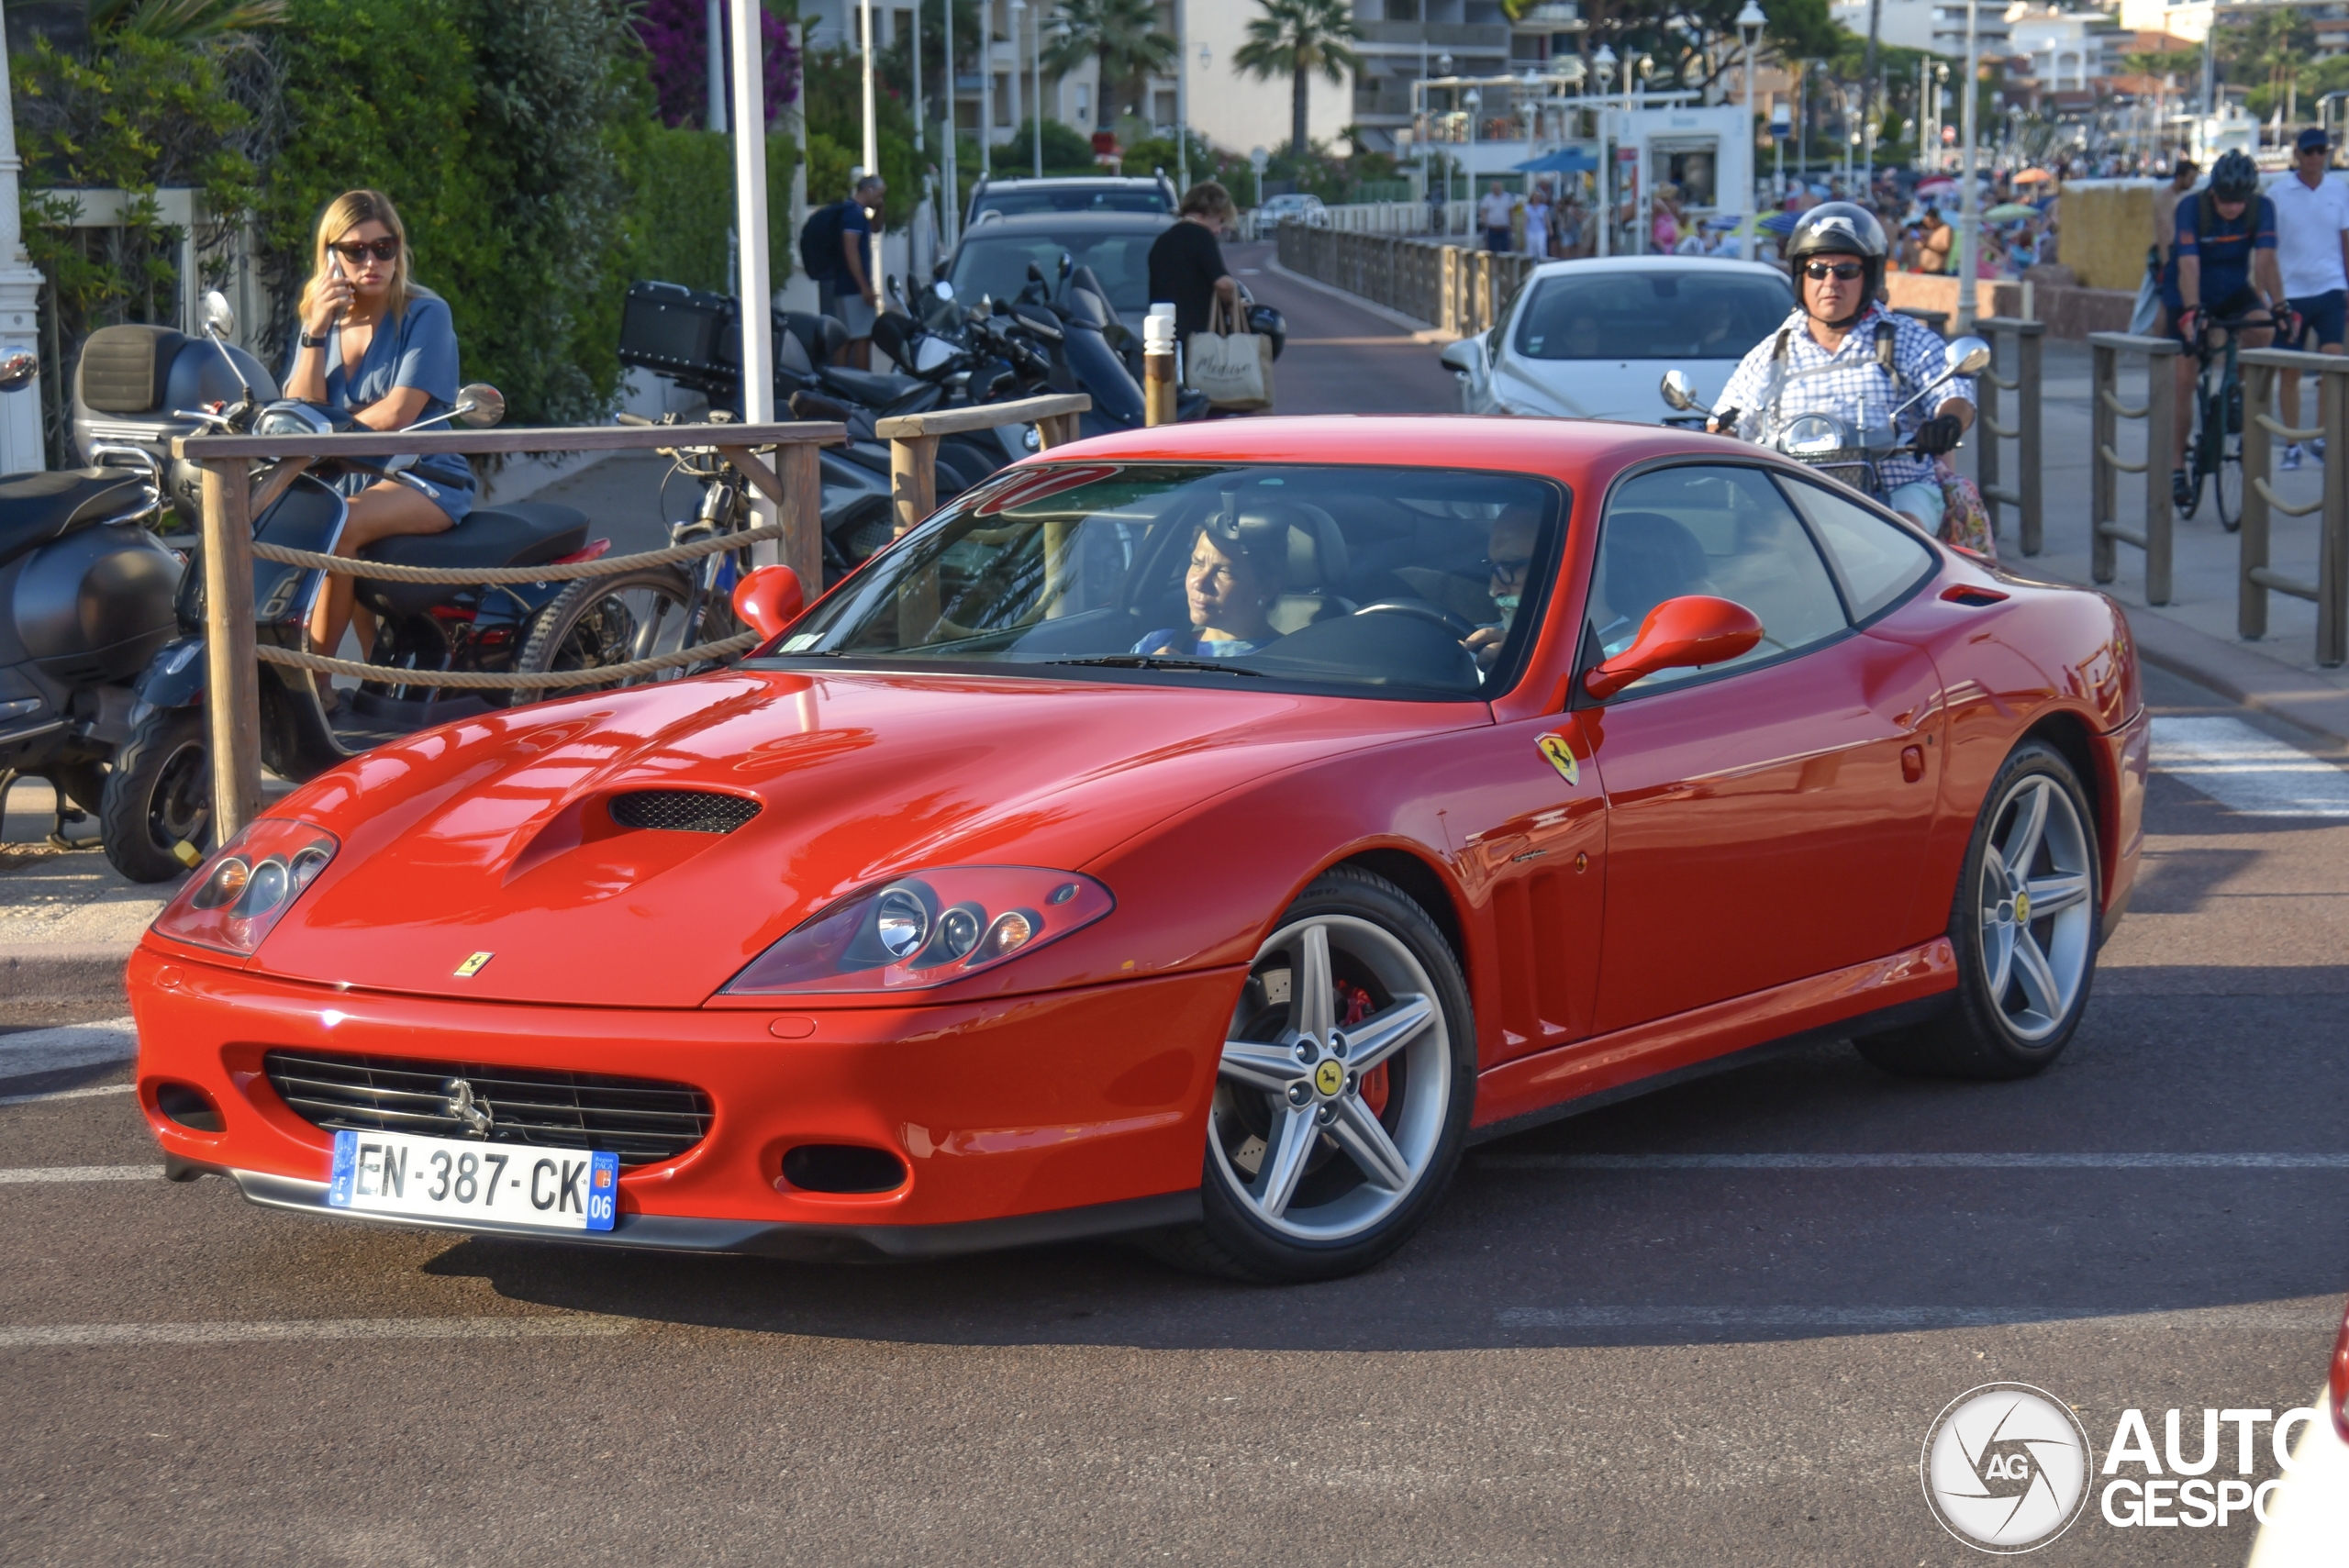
[6,290,2349,1565]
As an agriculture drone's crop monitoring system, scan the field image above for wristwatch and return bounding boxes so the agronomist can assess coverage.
[299,330,328,349]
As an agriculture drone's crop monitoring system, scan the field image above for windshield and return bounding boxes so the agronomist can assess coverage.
[970,186,1171,217]
[1513,271,1793,361]
[763,463,1568,701]
[947,228,1167,315]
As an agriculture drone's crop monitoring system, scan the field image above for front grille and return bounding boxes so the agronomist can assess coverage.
[262,1050,714,1167]
[608,790,761,834]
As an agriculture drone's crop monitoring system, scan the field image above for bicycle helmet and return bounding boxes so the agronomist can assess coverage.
[1785,201,1889,328]
[2209,150,2260,203]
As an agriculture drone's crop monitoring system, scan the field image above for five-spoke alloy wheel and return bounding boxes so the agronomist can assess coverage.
[1149,865,1475,1283]
[1858,739,2102,1078]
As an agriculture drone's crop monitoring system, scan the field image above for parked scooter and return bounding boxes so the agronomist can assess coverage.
[92,292,620,882]
[0,344,186,845]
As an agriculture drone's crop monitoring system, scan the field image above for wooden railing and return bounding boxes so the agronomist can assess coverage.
[2088,332,2182,605]
[874,393,1090,537]
[2238,348,2348,664]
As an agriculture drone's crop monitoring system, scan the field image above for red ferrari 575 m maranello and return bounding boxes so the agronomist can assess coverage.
[131,417,2145,1282]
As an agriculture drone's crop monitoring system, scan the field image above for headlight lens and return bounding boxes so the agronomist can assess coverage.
[152,818,340,955]
[723,866,1113,995]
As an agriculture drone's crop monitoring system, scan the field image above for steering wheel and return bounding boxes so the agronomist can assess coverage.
[1352,600,1479,639]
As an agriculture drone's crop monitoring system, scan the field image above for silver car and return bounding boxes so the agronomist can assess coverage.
[1441,255,1795,424]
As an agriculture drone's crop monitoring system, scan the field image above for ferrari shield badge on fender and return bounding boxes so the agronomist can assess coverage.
[1536,732,1580,786]
[453,951,494,978]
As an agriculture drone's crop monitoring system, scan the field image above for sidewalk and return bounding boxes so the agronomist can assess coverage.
[0,786,164,1005]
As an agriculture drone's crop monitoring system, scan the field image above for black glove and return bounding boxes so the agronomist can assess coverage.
[1913,414,1965,455]
[1709,406,1741,434]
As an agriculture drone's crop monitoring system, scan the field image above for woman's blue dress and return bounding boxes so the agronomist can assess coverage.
[284,288,475,524]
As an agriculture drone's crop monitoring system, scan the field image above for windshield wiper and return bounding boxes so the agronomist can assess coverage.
[1043,654,1265,676]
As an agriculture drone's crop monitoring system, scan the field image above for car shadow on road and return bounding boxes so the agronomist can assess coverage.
[423,1013,2349,1353]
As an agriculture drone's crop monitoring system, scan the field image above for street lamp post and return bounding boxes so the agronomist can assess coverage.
[1174,0,1188,197]
[1007,0,1024,171]
[1738,1,1765,261]
[1957,0,1981,331]
[1030,0,1043,180]
[1593,45,1616,257]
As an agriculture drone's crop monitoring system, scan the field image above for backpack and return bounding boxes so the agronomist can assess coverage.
[798,200,851,280]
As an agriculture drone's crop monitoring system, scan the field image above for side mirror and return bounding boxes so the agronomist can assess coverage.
[1659,369,1701,412]
[452,383,506,428]
[0,350,39,393]
[1945,335,1992,376]
[1582,595,1764,702]
[201,290,236,341]
[732,564,806,641]
[1439,338,1484,375]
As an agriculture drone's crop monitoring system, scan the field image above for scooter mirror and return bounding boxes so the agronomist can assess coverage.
[201,290,236,341]
[1944,335,1992,377]
[732,564,806,641]
[1659,369,1699,411]
[0,350,39,393]
[452,384,506,428]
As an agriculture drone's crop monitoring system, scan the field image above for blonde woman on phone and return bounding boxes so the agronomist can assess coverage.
[284,189,473,709]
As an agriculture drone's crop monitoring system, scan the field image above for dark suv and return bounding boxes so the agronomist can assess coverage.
[963,173,1178,229]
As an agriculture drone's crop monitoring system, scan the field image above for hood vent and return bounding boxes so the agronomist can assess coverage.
[608,790,761,834]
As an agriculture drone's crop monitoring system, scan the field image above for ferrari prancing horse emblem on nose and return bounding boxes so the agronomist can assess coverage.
[1536,732,1580,787]
[453,951,494,977]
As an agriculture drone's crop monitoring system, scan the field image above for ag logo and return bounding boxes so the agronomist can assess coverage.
[1920,1383,2092,1553]
[1535,731,1580,786]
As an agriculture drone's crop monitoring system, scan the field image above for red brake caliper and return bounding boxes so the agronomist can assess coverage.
[1337,980,1389,1117]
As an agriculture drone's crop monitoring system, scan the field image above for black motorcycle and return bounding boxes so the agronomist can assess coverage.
[88,291,634,882]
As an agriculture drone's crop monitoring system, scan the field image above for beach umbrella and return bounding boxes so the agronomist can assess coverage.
[2014,168,2056,184]
[1759,210,1798,236]
[1985,202,2038,221]
[1916,177,1959,196]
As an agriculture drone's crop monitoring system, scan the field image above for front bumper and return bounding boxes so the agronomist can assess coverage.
[130,946,1236,1254]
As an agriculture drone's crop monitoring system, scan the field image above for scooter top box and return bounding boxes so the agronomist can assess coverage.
[618,281,741,388]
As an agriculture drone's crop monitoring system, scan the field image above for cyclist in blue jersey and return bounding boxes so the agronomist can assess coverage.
[2163,150,2292,508]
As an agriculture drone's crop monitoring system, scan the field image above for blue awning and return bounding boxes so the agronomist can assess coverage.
[1514,147,1599,174]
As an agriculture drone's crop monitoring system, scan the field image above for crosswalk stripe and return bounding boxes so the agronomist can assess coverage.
[0,1165,158,1184]
[1496,1302,2337,1330]
[0,1083,133,1109]
[2151,716,2349,817]
[0,1018,138,1080]
[0,1317,633,1350]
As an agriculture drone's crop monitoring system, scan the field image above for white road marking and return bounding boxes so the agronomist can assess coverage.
[0,1018,137,1079]
[2151,716,2349,817]
[0,1165,159,1184]
[0,1083,133,1109]
[1480,1151,2349,1170]
[0,1317,634,1350]
[1497,1303,2335,1330]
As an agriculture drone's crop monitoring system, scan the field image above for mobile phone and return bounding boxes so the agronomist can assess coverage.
[328,251,346,284]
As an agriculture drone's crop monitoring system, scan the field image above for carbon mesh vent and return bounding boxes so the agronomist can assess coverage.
[608,790,761,834]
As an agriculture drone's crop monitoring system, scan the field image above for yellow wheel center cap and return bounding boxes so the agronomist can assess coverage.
[2013,890,2031,925]
[1314,1059,1346,1097]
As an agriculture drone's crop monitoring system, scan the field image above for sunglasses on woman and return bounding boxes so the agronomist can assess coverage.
[1803,261,1865,282]
[328,238,400,264]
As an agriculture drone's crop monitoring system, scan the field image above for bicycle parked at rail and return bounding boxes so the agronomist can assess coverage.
[2177,306,2292,532]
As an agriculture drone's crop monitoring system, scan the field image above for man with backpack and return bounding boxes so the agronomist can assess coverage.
[800,173,884,368]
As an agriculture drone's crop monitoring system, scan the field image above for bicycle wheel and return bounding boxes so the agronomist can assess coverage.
[2215,432,2244,531]
[514,565,698,695]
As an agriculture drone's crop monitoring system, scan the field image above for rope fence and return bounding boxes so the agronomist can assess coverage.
[251,520,783,583]
[257,635,760,689]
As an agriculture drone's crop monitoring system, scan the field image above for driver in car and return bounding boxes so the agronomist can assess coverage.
[1707,202,1975,531]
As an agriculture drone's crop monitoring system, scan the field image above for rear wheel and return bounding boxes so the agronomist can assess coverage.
[1143,865,1475,1284]
[1855,740,2100,1079]
[514,565,698,695]
[99,709,208,883]
[2215,429,2243,531]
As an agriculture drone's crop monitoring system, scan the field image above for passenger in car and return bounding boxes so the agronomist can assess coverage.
[1132,503,1304,658]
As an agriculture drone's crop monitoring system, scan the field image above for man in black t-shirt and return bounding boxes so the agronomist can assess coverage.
[1148,181,1241,342]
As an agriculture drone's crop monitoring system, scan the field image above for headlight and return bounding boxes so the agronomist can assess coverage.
[722,866,1113,995]
[1779,412,1850,456]
[152,817,340,955]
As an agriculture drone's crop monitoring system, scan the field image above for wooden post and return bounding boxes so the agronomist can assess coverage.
[2324,360,2349,666]
[2240,360,2275,640]
[2017,323,2044,557]
[2091,339,2117,584]
[779,442,823,590]
[2144,340,2177,606]
[199,459,261,844]
[1976,328,2001,530]
[890,431,939,537]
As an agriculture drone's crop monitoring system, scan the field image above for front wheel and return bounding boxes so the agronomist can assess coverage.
[1144,865,1475,1283]
[1855,740,2101,1079]
[2215,432,2243,531]
[99,708,209,883]
[514,565,698,695]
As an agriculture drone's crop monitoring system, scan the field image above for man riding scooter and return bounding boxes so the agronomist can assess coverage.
[1709,203,1976,532]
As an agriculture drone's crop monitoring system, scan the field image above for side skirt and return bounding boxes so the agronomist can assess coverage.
[1468,937,1959,1146]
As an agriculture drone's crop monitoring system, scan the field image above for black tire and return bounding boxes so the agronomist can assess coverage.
[514,565,697,695]
[1855,740,2101,1079]
[2215,435,2243,532]
[1141,864,1476,1284]
[99,708,209,883]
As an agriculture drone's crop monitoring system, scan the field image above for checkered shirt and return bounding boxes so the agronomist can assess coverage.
[1712,305,1974,491]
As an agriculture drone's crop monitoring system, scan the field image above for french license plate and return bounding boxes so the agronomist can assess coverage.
[326,1129,618,1232]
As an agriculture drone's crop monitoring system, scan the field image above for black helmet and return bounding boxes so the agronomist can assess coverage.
[1786,202,1888,328]
[2210,150,2260,202]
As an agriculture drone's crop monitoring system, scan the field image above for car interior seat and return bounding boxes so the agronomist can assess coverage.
[1598,510,1712,634]
[1265,505,1355,634]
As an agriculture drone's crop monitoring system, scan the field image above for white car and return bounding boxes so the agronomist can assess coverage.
[1258,192,1328,227]
[2245,1296,2349,1565]
[1440,255,1795,423]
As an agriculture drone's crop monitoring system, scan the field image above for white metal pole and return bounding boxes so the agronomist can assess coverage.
[1174,0,1189,195]
[730,0,777,561]
[860,0,880,177]
[1030,3,1044,179]
[1008,1,1024,163]
[0,17,47,471]
[707,0,728,133]
[942,0,959,245]
[981,3,994,177]
[1742,27,1759,261]
[1957,0,1980,330]
[912,0,930,280]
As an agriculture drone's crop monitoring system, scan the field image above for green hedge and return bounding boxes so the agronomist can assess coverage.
[622,125,801,297]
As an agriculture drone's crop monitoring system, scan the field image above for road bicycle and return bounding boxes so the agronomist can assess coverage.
[2179,308,2283,532]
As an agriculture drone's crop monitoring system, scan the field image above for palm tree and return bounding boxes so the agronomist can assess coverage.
[1232,0,1364,160]
[1043,0,1179,133]
[92,0,287,39]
